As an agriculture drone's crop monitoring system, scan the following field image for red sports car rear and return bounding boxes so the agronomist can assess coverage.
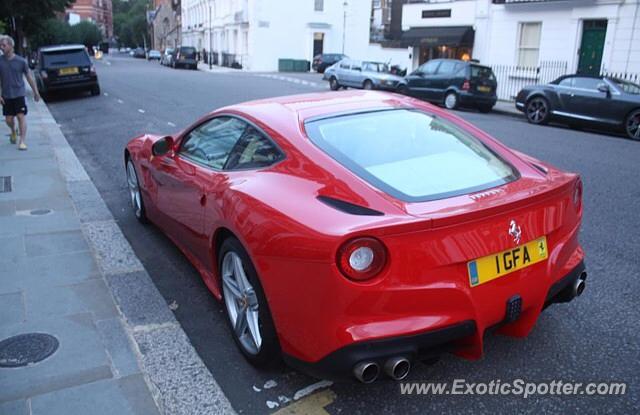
[124,91,585,383]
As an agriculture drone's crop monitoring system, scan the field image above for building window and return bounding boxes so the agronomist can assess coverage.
[315,0,324,12]
[517,22,541,67]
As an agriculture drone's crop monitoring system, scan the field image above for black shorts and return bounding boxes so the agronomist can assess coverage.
[2,96,28,116]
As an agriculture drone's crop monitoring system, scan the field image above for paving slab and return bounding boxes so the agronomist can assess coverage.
[24,230,89,257]
[30,374,160,415]
[96,318,142,378]
[0,292,25,327]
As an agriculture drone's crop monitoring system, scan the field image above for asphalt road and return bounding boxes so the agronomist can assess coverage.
[47,55,639,414]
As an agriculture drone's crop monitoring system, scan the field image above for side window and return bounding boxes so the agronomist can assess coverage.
[436,61,457,75]
[419,60,440,75]
[226,126,284,170]
[558,77,574,88]
[340,61,350,69]
[572,77,600,90]
[179,117,246,169]
[351,62,362,71]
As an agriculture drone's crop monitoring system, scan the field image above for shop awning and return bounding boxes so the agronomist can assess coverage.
[401,26,475,47]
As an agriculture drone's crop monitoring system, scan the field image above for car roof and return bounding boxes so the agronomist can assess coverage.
[39,44,86,53]
[217,91,416,129]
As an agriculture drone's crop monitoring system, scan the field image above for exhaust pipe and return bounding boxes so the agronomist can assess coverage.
[353,361,380,384]
[573,272,587,297]
[384,356,411,380]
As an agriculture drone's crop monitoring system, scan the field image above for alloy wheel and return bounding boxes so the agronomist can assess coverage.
[526,98,549,124]
[626,110,640,141]
[222,251,262,355]
[126,160,143,219]
[444,92,458,109]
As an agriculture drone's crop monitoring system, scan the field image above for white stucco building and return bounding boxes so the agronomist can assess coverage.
[401,0,640,75]
[180,0,411,71]
[181,0,639,75]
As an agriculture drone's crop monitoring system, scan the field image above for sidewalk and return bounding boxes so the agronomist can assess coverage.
[0,91,234,414]
[197,61,242,73]
[492,100,521,117]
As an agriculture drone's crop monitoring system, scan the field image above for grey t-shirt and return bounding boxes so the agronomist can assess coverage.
[0,55,29,99]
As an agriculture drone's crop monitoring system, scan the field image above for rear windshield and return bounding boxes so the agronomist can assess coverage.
[305,109,517,202]
[470,65,496,81]
[180,47,196,58]
[42,49,90,67]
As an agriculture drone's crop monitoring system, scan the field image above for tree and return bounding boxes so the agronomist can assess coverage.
[70,21,103,49]
[28,19,73,50]
[113,0,151,48]
[0,0,75,53]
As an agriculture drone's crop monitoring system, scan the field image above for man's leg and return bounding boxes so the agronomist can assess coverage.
[16,113,27,149]
[5,115,16,143]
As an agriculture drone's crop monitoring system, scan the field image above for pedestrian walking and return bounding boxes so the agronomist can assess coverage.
[0,35,40,150]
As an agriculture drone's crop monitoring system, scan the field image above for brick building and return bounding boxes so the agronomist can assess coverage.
[67,0,114,39]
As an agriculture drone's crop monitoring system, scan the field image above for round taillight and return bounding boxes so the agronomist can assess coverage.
[573,178,583,211]
[337,237,387,281]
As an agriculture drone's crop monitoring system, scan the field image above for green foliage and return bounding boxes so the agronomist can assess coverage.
[28,19,103,50]
[113,0,151,47]
[0,0,74,51]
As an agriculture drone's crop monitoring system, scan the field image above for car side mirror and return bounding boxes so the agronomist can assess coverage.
[152,136,174,156]
[597,83,610,96]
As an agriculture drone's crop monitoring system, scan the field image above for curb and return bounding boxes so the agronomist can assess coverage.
[33,91,236,414]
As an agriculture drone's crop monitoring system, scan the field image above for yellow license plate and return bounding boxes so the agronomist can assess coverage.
[477,85,491,93]
[468,237,548,287]
[59,67,79,75]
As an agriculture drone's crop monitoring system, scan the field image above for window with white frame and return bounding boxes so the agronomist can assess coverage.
[517,22,541,67]
[315,0,324,12]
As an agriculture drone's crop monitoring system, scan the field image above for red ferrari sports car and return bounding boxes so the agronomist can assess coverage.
[124,91,586,383]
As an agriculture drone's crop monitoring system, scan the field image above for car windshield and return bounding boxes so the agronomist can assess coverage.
[363,62,390,73]
[42,49,90,67]
[305,109,518,202]
[180,47,196,58]
[612,79,640,94]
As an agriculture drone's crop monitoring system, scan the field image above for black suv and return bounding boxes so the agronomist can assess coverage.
[398,59,497,112]
[312,53,347,73]
[170,46,197,70]
[33,44,100,100]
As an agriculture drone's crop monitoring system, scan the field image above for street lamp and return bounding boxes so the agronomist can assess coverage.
[342,1,348,55]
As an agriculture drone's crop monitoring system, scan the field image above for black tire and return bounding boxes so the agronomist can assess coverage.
[444,91,459,110]
[363,80,374,90]
[525,96,551,125]
[478,105,493,113]
[624,109,640,141]
[219,237,280,367]
[329,76,340,91]
[397,84,408,95]
[90,85,100,96]
[125,158,148,223]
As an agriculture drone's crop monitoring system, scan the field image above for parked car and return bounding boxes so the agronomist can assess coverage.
[323,59,404,91]
[398,59,498,112]
[160,48,174,66]
[170,46,197,69]
[32,44,100,100]
[124,90,586,382]
[133,47,146,59]
[148,49,161,61]
[312,53,347,73]
[515,75,640,140]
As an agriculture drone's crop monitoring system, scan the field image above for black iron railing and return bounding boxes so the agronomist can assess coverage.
[491,61,568,101]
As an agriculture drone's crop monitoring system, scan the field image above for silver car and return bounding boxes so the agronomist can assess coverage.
[323,59,404,91]
[160,48,174,66]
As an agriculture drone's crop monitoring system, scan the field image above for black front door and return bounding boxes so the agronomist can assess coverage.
[313,33,324,57]
[578,20,607,76]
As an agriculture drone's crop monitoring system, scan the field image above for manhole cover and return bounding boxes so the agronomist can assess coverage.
[0,333,59,368]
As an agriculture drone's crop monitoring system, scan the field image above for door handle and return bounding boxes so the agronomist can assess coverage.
[199,194,206,206]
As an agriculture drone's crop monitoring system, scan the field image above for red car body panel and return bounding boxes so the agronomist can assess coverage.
[125,91,584,368]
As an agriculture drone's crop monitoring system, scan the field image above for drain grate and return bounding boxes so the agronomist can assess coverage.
[0,333,59,368]
[0,176,11,193]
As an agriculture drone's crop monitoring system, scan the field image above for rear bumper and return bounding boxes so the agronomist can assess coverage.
[282,260,586,381]
[459,92,497,107]
[43,78,98,92]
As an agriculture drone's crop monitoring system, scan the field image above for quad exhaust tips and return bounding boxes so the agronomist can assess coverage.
[353,361,380,384]
[573,271,587,298]
[353,356,411,383]
[384,356,411,380]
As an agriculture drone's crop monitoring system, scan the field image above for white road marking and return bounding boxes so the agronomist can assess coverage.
[167,121,176,127]
[103,92,109,96]
[138,109,145,113]
[263,379,277,389]
[293,380,333,401]
[117,99,124,104]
